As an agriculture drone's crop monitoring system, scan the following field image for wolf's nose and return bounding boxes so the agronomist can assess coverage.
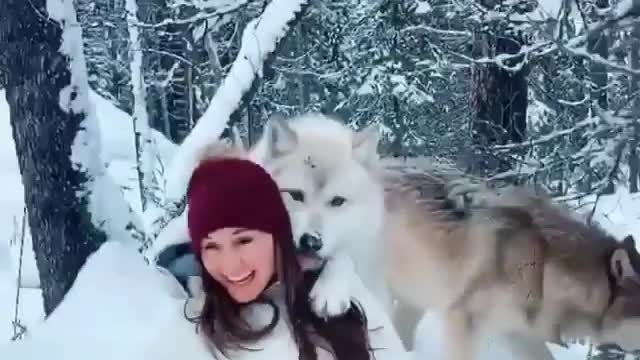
[299,233,323,252]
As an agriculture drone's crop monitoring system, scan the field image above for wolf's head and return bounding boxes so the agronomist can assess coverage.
[249,113,386,261]
[595,234,640,350]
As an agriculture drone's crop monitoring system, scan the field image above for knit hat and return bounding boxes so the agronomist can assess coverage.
[186,157,293,256]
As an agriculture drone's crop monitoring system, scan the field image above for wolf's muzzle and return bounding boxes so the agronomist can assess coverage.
[299,233,323,253]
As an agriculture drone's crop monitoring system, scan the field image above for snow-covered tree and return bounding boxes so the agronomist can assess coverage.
[0,0,140,315]
[165,0,312,201]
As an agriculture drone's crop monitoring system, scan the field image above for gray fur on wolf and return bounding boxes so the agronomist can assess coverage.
[194,113,640,357]
[383,159,640,358]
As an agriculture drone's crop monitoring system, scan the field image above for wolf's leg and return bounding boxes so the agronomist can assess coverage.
[443,308,475,360]
[310,251,355,318]
[392,300,424,350]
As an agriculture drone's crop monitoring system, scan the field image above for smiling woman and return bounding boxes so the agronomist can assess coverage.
[168,155,410,360]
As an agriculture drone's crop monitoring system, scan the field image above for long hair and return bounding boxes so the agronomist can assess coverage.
[185,232,373,360]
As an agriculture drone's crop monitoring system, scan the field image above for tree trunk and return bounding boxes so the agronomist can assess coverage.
[587,0,612,194]
[628,22,640,193]
[468,0,529,178]
[0,0,106,316]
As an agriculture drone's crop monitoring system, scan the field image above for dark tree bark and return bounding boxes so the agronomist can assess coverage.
[587,0,609,114]
[629,21,640,194]
[466,0,529,178]
[584,0,612,194]
[0,0,106,316]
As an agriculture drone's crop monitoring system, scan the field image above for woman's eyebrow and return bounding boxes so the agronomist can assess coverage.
[232,228,250,235]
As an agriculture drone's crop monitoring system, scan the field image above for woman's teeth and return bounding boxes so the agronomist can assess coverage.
[227,271,254,284]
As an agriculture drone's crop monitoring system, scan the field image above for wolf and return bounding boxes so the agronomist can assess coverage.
[248,113,391,318]
[248,112,640,358]
[382,161,640,358]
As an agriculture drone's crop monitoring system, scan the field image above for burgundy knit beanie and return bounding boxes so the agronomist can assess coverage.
[186,157,293,256]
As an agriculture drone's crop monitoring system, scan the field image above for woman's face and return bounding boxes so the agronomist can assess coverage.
[201,227,275,303]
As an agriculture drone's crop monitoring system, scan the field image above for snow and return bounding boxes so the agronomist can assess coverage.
[165,0,310,202]
[414,0,432,14]
[0,278,43,344]
[572,186,640,241]
[0,241,186,359]
[616,0,635,18]
[147,211,189,261]
[536,0,563,19]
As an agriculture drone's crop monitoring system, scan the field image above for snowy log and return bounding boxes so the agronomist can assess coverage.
[165,0,310,202]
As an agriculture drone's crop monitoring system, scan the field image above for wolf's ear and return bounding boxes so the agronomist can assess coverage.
[353,123,380,167]
[623,235,636,248]
[610,247,640,289]
[264,113,297,158]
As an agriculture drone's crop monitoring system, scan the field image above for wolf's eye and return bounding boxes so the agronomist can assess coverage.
[329,196,346,207]
[285,190,305,203]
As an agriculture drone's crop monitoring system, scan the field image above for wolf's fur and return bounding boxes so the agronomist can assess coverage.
[244,113,640,358]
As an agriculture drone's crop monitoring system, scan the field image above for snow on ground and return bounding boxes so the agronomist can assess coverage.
[573,186,640,241]
[0,275,43,346]
[0,241,186,360]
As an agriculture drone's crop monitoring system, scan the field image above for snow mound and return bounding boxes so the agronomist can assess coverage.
[0,241,186,358]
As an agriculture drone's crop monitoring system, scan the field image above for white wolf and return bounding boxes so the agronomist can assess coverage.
[247,112,640,359]
[249,113,392,318]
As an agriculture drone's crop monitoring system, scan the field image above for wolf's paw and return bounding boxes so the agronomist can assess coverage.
[309,274,351,318]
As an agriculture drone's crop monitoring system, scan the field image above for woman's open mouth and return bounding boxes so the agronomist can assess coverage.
[226,271,255,285]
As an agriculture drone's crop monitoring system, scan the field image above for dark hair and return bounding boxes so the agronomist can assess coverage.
[185,232,373,360]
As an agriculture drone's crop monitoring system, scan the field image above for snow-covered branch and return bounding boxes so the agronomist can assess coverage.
[133,0,249,28]
[127,0,159,242]
[401,25,472,38]
[165,0,310,201]
[557,42,640,76]
[437,0,640,75]
[492,117,598,150]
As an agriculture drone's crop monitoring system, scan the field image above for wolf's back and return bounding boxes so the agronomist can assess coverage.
[380,156,490,222]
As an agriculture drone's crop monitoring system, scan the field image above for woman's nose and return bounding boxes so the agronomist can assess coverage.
[219,250,247,276]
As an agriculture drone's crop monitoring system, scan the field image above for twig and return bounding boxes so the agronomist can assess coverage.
[587,140,627,224]
[11,206,27,341]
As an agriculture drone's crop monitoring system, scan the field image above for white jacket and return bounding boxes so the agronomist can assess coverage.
[144,273,411,360]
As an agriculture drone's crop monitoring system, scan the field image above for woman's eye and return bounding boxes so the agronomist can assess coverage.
[203,243,220,251]
[237,236,254,245]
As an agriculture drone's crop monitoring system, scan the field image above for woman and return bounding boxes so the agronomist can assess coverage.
[145,155,409,360]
